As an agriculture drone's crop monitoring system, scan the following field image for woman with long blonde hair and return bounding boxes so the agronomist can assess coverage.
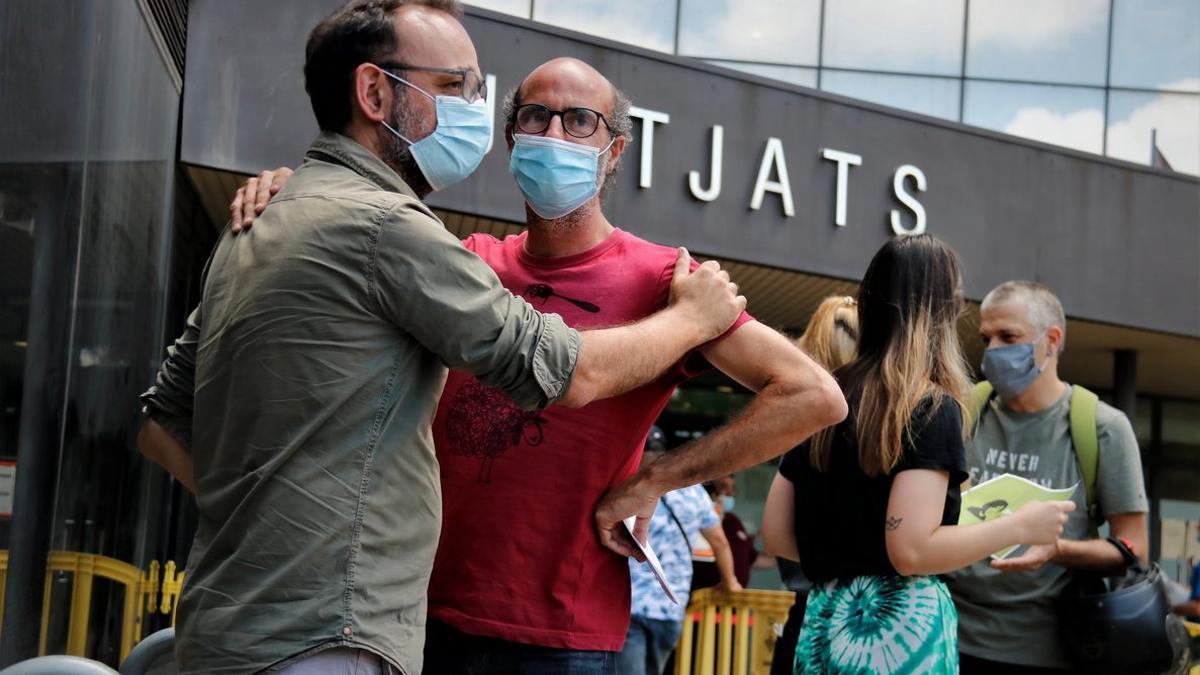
[761,235,1074,674]
[796,295,858,371]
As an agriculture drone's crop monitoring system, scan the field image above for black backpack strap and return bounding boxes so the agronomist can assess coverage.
[660,494,694,550]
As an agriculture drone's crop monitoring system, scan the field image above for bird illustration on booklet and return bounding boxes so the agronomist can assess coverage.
[958,473,1078,559]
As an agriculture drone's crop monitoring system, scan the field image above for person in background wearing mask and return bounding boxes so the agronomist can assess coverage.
[134,2,752,673]
[951,281,1149,674]
[224,55,846,673]
[693,475,757,590]
[768,295,860,675]
[619,427,740,675]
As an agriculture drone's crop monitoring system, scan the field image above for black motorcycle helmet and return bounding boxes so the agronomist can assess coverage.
[1058,538,1192,675]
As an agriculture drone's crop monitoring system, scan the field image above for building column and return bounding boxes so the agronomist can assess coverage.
[0,179,74,666]
[1113,349,1138,420]
[1148,399,1163,562]
[1113,349,1157,561]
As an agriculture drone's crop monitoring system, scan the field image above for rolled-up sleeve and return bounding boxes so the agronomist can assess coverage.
[370,199,580,410]
[139,306,200,447]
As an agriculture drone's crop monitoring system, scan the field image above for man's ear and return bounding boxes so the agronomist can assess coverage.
[505,124,515,151]
[354,63,391,124]
[1045,324,1065,357]
[605,135,627,173]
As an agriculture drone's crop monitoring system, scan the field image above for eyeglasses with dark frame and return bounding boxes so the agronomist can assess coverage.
[513,104,612,139]
[374,62,488,102]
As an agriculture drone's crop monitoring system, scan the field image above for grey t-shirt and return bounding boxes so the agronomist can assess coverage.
[950,386,1148,668]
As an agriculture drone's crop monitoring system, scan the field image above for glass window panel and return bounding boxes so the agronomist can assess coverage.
[466,0,530,18]
[966,0,1109,86]
[706,60,818,88]
[533,0,677,53]
[1107,90,1200,175]
[1132,397,1153,443]
[1111,0,1200,92]
[963,81,1105,153]
[1163,401,1200,447]
[820,69,961,120]
[822,0,965,76]
[1,0,202,661]
[678,0,821,65]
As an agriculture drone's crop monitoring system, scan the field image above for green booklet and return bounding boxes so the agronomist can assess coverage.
[958,473,1077,559]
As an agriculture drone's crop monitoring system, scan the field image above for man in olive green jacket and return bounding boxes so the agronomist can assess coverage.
[136,2,744,673]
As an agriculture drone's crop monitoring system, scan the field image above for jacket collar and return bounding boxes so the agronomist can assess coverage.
[307,131,419,199]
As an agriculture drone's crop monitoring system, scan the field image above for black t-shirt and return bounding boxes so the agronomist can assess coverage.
[778,395,969,584]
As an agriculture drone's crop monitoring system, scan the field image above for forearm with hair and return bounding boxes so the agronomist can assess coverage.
[1053,538,1135,573]
[561,306,705,407]
[647,377,840,491]
[1053,513,1147,573]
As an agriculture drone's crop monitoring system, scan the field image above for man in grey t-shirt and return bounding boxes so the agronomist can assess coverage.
[951,281,1148,674]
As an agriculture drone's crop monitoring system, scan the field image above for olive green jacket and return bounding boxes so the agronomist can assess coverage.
[141,131,580,674]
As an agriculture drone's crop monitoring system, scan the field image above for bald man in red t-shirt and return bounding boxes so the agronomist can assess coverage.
[231,57,844,674]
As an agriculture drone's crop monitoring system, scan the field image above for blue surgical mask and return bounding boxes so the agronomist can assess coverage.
[380,71,493,192]
[981,334,1046,399]
[509,133,612,219]
[719,495,735,513]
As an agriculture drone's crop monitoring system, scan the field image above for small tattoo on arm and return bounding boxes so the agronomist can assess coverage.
[885,517,903,531]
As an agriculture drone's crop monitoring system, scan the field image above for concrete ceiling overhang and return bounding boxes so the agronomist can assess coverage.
[186,164,1200,401]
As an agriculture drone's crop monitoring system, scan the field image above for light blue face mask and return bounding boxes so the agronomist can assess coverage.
[719,495,735,513]
[380,70,493,192]
[981,333,1046,400]
[509,133,613,220]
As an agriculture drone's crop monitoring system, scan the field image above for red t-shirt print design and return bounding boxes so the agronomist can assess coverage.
[428,228,753,651]
[441,378,549,484]
[442,282,602,484]
[523,283,601,313]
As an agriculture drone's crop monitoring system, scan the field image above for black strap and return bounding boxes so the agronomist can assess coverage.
[1106,535,1141,572]
[660,496,693,551]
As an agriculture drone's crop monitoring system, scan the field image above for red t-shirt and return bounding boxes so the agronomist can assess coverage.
[428,228,753,650]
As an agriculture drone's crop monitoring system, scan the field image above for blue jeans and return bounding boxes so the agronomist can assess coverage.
[617,616,682,675]
[423,619,616,674]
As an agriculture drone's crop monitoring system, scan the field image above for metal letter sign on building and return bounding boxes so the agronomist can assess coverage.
[182,2,1199,339]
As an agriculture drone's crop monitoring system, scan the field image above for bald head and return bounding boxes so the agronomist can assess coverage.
[503,58,634,205]
[520,58,613,116]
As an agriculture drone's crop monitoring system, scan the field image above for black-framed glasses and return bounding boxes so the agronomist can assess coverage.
[374,62,487,102]
[514,104,611,139]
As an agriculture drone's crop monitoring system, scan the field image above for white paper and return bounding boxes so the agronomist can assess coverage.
[958,473,1078,560]
[623,516,679,605]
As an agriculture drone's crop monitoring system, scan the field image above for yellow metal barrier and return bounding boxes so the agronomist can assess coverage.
[675,588,797,675]
[678,592,1200,675]
[160,560,184,626]
[1186,620,1199,675]
[0,551,185,663]
[36,552,146,661]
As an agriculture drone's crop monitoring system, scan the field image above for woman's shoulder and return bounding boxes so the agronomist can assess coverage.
[914,391,964,428]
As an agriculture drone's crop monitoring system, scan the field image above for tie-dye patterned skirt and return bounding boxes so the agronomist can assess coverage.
[794,574,958,674]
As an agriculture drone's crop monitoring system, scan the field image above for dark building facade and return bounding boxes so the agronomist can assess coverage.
[0,0,1197,665]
